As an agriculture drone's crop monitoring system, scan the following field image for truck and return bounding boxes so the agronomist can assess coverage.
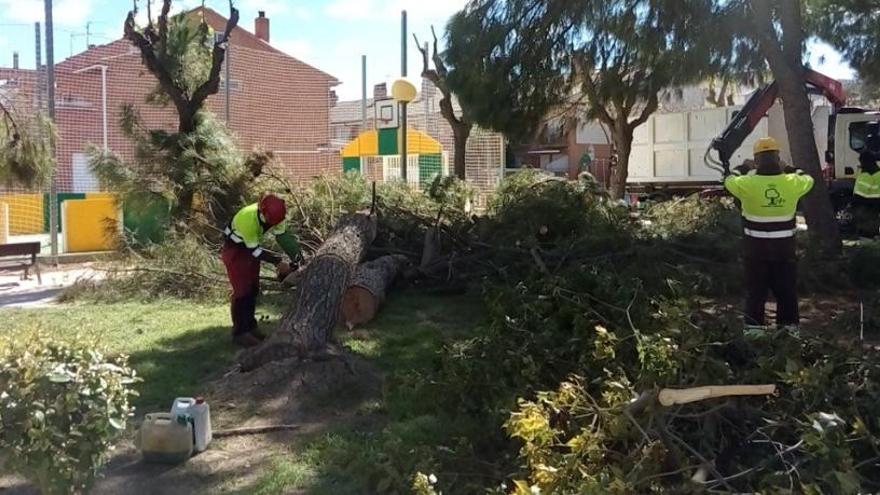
[624,69,880,210]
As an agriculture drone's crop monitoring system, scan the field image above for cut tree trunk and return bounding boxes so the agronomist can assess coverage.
[239,213,377,371]
[340,254,409,328]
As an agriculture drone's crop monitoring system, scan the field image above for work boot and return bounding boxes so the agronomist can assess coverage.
[232,333,261,348]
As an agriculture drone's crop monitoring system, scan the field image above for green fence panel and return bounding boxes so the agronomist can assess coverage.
[122,192,172,246]
[419,154,442,189]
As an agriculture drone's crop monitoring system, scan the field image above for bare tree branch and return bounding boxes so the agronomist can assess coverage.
[124,0,240,132]
[574,53,614,128]
[630,92,659,130]
[190,1,239,109]
[748,0,789,75]
[158,0,172,49]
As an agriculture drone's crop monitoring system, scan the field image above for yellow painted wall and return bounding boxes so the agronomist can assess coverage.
[342,130,379,158]
[0,202,8,244]
[85,192,117,202]
[342,129,442,157]
[0,194,44,235]
[62,198,121,253]
[406,130,442,155]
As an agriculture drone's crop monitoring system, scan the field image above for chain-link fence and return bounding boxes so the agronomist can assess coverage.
[1,7,508,255]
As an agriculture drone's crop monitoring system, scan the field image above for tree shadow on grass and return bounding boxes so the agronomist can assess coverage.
[127,324,239,411]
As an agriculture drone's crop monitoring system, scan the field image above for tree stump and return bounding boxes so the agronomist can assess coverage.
[340,254,409,328]
[239,213,377,371]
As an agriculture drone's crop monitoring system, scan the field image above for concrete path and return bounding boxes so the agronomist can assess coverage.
[0,263,105,309]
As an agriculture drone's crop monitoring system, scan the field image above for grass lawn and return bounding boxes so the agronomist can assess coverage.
[1,292,486,494]
[1,300,284,409]
[247,292,487,495]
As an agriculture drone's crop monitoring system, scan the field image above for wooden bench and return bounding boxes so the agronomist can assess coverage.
[0,242,42,284]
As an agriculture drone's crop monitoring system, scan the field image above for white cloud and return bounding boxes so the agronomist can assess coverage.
[132,0,188,28]
[238,0,314,20]
[0,0,95,27]
[275,38,314,60]
[325,0,467,22]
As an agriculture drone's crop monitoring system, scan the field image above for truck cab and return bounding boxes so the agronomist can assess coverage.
[826,109,880,209]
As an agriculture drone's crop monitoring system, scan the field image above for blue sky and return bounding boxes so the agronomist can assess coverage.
[0,0,856,100]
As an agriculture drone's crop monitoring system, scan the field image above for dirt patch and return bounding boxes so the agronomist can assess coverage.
[0,351,384,495]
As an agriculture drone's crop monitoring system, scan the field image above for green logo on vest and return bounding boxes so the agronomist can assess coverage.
[764,185,784,207]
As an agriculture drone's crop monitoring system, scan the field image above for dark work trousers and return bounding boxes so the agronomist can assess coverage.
[853,198,880,238]
[743,237,799,327]
[221,240,260,336]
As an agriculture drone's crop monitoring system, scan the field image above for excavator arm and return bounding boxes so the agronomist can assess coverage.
[705,69,846,176]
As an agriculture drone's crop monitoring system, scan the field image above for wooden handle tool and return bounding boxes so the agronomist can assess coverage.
[658,384,776,407]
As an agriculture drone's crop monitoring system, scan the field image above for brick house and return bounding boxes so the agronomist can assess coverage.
[2,7,340,193]
[330,81,506,203]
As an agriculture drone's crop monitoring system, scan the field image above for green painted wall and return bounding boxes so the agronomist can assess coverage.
[43,193,86,233]
[378,128,398,156]
[122,192,172,246]
[343,157,361,174]
[419,154,442,189]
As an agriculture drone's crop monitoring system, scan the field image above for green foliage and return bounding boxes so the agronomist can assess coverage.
[505,329,880,493]
[807,0,880,85]
[89,107,259,226]
[146,14,214,102]
[101,8,254,226]
[0,107,54,188]
[412,472,441,495]
[445,0,716,140]
[488,171,629,247]
[0,332,139,494]
[63,233,228,303]
[848,242,880,290]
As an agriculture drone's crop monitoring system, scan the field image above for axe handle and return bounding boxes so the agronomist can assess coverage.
[658,385,776,407]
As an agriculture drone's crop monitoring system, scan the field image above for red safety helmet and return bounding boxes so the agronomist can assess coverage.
[258,194,287,226]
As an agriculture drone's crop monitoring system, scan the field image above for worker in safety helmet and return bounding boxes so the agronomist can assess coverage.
[222,194,302,347]
[724,137,814,334]
[852,151,880,238]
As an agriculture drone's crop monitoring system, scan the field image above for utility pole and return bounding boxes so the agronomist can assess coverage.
[400,10,408,181]
[361,55,367,132]
[45,0,58,258]
[423,41,429,133]
[35,23,42,112]
[225,42,231,124]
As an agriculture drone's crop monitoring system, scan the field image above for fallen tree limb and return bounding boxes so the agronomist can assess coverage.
[239,213,377,371]
[341,254,409,328]
[213,424,299,438]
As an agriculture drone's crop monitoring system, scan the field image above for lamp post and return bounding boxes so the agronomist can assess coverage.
[392,79,417,184]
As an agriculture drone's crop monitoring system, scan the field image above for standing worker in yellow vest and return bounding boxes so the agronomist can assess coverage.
[221,195,302,347]
[852,151,880,238]
[724,137,814,331]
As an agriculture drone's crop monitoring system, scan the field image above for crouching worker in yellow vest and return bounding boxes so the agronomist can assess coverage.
[724,137,814,333]
[221,195,302,347]
[852,151,880,238]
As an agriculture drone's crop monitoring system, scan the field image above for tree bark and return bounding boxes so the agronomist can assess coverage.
[124,1,239,134]
[750,0,841,253]
[451,119,472,180]
[416,29,472,180]
[340,254,409,328]
[239,213,378,371]
[609,124,634,199]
